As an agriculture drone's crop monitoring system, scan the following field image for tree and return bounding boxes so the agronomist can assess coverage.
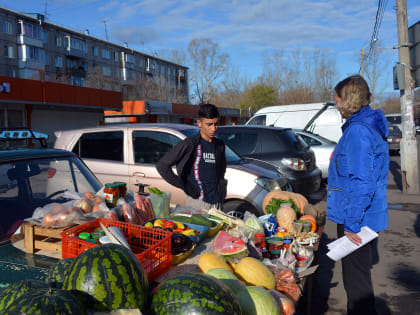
[187,38,229,104]
[359,42,388,108]
[240,83,278,111]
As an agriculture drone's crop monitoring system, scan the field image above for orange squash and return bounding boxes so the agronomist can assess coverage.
[262,190,293,214]
[299,214,317,232]
[288,192,308,215]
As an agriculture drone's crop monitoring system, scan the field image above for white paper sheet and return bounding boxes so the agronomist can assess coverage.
[326,226,378,262]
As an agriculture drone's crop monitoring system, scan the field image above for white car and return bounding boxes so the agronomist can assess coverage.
[54,123,289,216]
[294,130,336,181]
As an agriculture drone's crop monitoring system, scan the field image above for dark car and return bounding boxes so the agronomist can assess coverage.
[217,125,322,196]
[387,124,402,155]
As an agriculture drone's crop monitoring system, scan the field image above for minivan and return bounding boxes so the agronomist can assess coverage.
[54,124,289,216]
[246,102,343,143]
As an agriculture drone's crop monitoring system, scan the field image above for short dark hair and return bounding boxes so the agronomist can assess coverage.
[198,104,219,119]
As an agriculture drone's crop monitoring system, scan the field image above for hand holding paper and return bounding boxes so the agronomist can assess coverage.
[327,226,378,262]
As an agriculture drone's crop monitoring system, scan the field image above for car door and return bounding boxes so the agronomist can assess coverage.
[71,130,129,186]
[128,129,187,205]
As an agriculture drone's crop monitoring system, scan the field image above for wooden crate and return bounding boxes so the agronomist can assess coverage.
[23,222,73,254]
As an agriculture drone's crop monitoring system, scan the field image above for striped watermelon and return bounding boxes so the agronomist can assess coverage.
[0,279,49,312]
[3,287,85,315]
[45,258,75,289]
[63,244,149,312]
[151,272,241,315]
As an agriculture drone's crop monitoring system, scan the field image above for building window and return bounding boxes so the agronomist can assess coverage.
[26,46,45,62]
[70,76,85,87]
[112,51,119,62]
[102,48,110,59]
[4,69,16,77]
[66,58,77,69]
[138,57,144,68]
[22,22,42,39]
[69,37,87,52]
[42,30,48,43]
[4,45,14,58]
[3,21,13,34]
[92,46,98,56]
[55,56,63,67]
[102,65,111,76]
[56,36,62,47]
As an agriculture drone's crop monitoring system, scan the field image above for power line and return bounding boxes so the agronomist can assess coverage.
[366,0,388,60]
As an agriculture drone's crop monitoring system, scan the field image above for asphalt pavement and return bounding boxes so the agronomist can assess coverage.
[308,135,420,315]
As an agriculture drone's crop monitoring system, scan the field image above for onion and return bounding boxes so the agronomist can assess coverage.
[43,213,55,226]
[76,199,92,213]
[84,191,94,200]
[92,201,107,212]
[56,212,68,223]
[51,204,64,214]
[92,196,104,203]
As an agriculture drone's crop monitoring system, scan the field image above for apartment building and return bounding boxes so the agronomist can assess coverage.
[0,7,189,103]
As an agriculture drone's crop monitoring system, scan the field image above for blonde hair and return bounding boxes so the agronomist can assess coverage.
[335,75,371,118]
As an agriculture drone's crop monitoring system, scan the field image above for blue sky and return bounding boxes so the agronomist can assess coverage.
[1,0,419,95]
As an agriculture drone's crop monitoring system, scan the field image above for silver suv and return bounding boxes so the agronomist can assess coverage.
[54,123,289,215]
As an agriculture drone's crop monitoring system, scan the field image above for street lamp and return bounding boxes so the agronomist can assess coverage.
[360,38,377,77]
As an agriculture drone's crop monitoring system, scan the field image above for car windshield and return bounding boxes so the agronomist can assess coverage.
[0,155,101,241]
[386,115,401,125]
[179,127,241,163]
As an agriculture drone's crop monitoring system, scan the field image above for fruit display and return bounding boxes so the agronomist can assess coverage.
[151,272,242,315]
[62,244,149,312]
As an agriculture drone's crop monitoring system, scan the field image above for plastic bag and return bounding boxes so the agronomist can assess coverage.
[258,214,278,237]
[269,290,295,315]
[244,211,264,234]
[265,263,301,303]
[33,201,86,228]
[149,191,171,218]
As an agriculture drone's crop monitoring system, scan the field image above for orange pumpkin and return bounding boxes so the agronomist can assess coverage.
[262,190,293,214]
[299,214,317,232]
[288,192,308,215]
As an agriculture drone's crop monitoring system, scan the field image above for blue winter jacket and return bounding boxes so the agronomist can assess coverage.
[327,105,389,233]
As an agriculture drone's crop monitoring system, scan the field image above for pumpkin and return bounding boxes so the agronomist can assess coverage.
[276,205,297,232]
[232,257,275,290]
[288,192,308,215]
[299,215,317,232]
[198,252,233,273]
[262,190,292,214]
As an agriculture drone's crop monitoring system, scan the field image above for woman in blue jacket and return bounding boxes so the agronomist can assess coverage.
[327,75,389,315]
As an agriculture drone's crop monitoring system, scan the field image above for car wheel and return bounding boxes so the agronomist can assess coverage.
[223,200,258,219]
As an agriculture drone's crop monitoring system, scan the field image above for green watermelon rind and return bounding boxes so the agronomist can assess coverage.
[45,258,75,289]
[3,287,86,315]
[151,272,241,315]
[62,243,149,312]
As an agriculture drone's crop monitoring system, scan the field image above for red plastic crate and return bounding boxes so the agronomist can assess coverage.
[61,218,171,283]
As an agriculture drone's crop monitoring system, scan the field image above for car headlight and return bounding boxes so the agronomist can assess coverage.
[281,158,307,171]
[255,177,281,191]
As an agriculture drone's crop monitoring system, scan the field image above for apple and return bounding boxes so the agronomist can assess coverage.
[163,221,176,230]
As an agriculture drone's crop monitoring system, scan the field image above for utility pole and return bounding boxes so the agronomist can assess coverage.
[396,0,419,194]
[102,20,109,41]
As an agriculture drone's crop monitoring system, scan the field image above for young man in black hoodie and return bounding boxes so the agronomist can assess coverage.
[156,104,227,210]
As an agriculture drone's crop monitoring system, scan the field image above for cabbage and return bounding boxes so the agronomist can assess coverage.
[236,286,280,315]
[244,215,264,233]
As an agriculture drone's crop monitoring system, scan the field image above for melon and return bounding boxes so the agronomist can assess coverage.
[212,231,248,259]
[232,257,275,290]
[151,272,241,314]
[0,279,49,312]
[62,244,149,311]
[206,268,246,293]
[4,288,86,315]
[198,252,233,273]
[45,258,75,289]
[237,286,280,315]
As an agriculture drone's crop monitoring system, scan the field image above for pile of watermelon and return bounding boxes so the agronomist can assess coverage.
[0,244,149,315]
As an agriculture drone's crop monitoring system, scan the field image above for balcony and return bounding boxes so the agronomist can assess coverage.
[17,35,43,48]
[65,48,85,58]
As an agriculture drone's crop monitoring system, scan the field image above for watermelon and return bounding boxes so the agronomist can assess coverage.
[151,272,241,314]
[45,258,75,289]
[205,268,246,293]
[63,244,149,312]
[212,231,248,259]
[3,287,86,315]
[236,286,280,315]
[0,279,49,312]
